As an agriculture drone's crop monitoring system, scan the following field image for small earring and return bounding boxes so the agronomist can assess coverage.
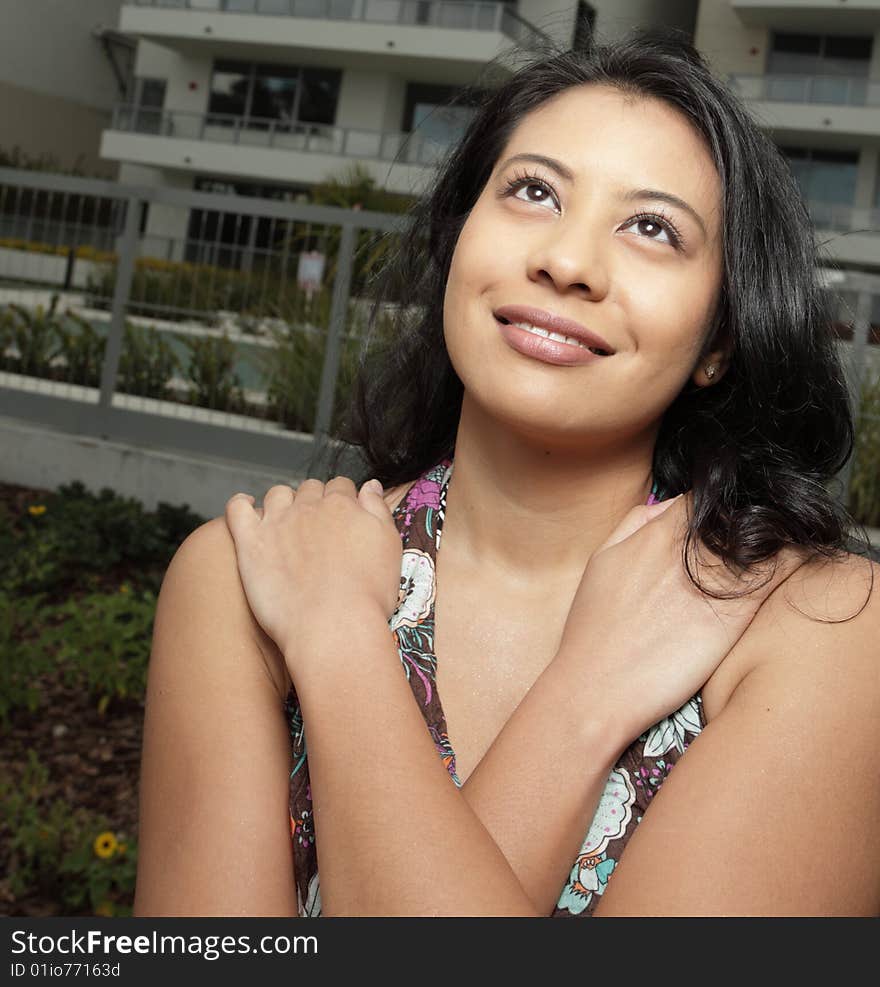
[705,364,716,379]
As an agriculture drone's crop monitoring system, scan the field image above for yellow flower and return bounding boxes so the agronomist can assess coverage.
[94,901,115,917]
[28,505,47,516]
[117,842,128,856]
[119,584,130,594]
[93,831,118,859]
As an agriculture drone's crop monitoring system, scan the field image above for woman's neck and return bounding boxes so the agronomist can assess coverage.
[439,395,658,587]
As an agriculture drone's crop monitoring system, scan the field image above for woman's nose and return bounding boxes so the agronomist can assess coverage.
[526,220,610,300]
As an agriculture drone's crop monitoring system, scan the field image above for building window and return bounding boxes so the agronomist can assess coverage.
[781,147,859,206]
[769,33,872,76]
[403,83,481,144]
[207,61,341,128]
[131,77,166,133]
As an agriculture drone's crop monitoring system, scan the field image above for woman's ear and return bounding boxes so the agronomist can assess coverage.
[692,346,731,388]
[693,314,732,388]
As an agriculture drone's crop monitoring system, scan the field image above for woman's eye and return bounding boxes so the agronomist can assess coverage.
[620,216,678,246]
[512,181,558,211]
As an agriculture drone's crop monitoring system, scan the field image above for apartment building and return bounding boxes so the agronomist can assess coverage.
[98,0,695,257]
[694,0,880,275]
[97,1,880,274]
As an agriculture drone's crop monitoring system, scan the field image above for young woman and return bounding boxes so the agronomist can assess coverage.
[134,32,879,917]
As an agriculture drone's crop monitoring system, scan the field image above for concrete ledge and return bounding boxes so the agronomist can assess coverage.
[0,415,312,520]
[1,415,878,553]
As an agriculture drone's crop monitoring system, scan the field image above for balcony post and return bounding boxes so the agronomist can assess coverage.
[99,195,141,410]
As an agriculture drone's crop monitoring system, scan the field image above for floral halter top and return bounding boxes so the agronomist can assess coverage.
[284,457,706,917]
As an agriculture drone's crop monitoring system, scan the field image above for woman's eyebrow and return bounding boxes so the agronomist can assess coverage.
[621,188,708,238]
[499,153,709,238]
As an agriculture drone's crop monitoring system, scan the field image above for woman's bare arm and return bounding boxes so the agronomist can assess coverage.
[592,554,880,916]
[134,518,298,916]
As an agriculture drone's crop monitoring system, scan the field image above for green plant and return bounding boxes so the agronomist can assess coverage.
[4,298,60,377]
[117,321,181,399]
[848,370,880,528]
[52,309,106,388]
[0,482,204,600]
[0,751,137,915]
[41,587,156,715]
[183,332,245,412]
[0,591,56,726]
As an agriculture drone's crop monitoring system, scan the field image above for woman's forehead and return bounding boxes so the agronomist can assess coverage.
[497,84,722,220]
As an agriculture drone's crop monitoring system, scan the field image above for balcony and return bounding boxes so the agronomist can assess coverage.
[101,104,449,194]
[730,74,880,138]
[120,0,547,81]
[731,1,880,33]
[808,200,880,268]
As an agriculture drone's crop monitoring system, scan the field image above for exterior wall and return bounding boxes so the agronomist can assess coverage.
[0,0,124,111]
[0,80,117,178]
[694,0,769,77]
[119,162,194,261]
[855,146,880,207]
[0,0,124,175]
[518,0,578,45]
[336,70,397,131]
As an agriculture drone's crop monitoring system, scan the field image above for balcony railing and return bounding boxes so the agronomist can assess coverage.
[110,104,455,166]
[808,200,880,235]
[126,0,550,47]
[731,73,880,108]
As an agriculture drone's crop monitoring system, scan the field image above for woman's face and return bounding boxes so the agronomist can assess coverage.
[443,83,725,450]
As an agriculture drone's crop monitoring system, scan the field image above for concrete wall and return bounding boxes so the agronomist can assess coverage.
[0,416,304,521]
[694,0,769,78]
[0,0,124,111]
[0,80,118,178]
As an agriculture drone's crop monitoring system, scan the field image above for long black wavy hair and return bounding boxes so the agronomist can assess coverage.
[332,29,872,604]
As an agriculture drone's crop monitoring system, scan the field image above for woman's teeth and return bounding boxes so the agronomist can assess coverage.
[506,319,607,356]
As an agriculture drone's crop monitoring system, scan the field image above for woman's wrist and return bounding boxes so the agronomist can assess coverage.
[549,642,646,758]
[282,599,395,691]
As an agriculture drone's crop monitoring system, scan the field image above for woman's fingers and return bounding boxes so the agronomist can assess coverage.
[262,484,296,513]
[596,493,685,553]
[225,492,258,542]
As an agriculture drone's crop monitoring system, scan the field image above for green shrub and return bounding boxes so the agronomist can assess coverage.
[0,752,137,916]
[183,332,245,412]
[849,370,880,528]
[2,298,60,376]
[117,321,181,400]
[0,482,204,599]
[0,591,55,726]
[52,309,106,387]
[42,587,156,716]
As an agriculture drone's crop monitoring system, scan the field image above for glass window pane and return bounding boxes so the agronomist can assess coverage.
[825,36,872,62]
[209,62,251,119]
[250,65,299,123]
[298,68,341,124]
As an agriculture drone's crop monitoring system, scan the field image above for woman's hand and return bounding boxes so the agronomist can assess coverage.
[224,476,402,669]
[557,492,809,741]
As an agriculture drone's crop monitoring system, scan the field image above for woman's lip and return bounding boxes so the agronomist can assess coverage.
[493,305,615,354]
[496,317,608,367]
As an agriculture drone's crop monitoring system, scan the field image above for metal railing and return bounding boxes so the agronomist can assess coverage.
[109,105,453,167]
[126,0,550,46]
[731,73,880,107]
[808,200,880,235]
[0,166,878,512]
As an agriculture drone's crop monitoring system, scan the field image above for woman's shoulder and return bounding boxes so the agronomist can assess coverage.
[703,549,880,722]
[166,516,292,700]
